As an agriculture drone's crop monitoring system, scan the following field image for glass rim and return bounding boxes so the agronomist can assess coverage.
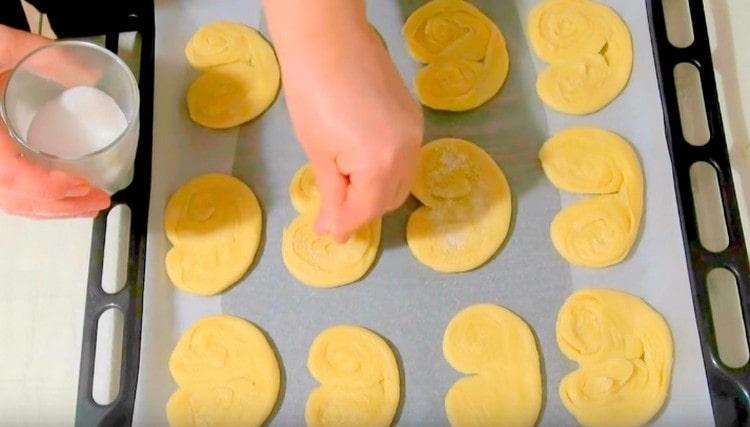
[1,40,140,162]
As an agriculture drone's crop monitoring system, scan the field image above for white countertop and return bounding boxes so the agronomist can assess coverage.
[0,1,748,424]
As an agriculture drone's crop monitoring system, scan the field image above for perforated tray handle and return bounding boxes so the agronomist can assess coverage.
[74,1,155,426]
[647,0,750,425]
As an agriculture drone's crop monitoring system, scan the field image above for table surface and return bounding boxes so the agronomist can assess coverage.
[0,0,748,425]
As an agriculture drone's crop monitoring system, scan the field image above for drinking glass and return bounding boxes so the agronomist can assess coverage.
[1,41,140,194]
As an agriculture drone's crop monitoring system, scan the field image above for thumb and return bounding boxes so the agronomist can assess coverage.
[330,173,388,243]
[0,25,50,71]
[0,26,100,89]
[309,154,347,235]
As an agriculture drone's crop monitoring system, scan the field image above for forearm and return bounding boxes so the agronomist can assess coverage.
[261,1,421,240]
[262,0,371,72]
[263,0,367,44]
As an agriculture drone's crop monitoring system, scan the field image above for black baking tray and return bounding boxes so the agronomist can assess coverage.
[73,0,750,425]
[73,0,154,425]
[648,0,750,425]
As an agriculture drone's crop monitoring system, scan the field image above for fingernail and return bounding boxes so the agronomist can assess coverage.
[66,183,91,198]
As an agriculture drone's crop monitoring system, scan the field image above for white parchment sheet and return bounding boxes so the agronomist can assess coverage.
[135,0,714,425]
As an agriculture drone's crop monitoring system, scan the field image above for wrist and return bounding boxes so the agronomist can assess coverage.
[265,7,377,81]
[263,0,369,48]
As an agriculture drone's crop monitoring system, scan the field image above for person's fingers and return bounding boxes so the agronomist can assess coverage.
[386,177,411,211]
[0,25,102,88]
[4,210,100,220]
[330,172,390,243]
[310,154,348,235]
[0,187,110,218]
[0,153,93,200]
[0,119,98,201]
[0,70,10,93]
[0,115,19,156]
[0,25,50,71]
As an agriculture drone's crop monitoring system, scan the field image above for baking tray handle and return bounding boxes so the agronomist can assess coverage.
[647,0,750,425]
[74,1,155,426]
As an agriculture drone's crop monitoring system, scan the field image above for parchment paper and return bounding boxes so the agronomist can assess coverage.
[135,0,715,425]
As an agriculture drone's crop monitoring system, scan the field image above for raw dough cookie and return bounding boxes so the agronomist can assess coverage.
[185,22,280,128]
[185,21,276,70]
[528,0,632,114]
[407,138,512,272]
[289,163,321,213]
[283,164,381,287]
[411,137,508,206]
[306,325,400,427]
[186,63,260,129]
[167,315,280,427]
[443,304,542,427]
[557,289,673,427]
[539,127,643,267]
[165,174,262,295]
[283,214,382,288]
[408,199,509,273]
[403,0,509,111]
